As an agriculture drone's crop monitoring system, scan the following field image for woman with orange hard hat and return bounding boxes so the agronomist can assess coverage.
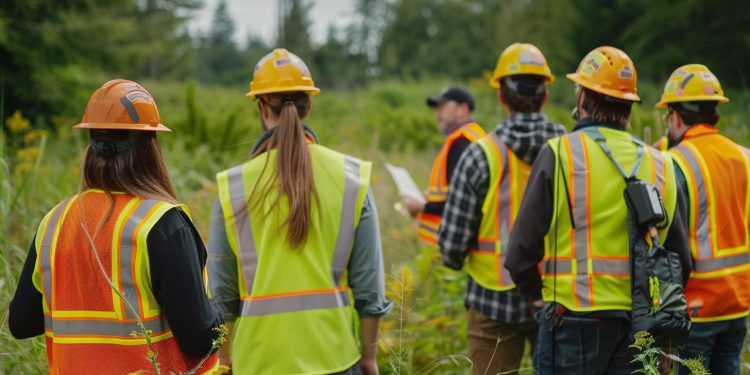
[9,80,223,374]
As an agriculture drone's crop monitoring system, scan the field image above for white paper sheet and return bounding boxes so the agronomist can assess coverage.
[384,162,426,204]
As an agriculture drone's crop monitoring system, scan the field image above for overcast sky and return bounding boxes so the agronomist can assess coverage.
[189,0,357,47]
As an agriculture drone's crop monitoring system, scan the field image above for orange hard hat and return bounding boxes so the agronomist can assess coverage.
[74,79,170,132]
[567,46,640,102]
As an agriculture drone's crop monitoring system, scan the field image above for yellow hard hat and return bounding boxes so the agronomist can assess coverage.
[246,48,320,98]
[567,46,640,102]
[655,64,728,108]
[489,43,554,88]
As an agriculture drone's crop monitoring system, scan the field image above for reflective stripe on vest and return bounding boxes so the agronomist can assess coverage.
[43,314,170,338]
[466,133,531,291]
[543,129,676,312]
[38,196,74,313]
[419,122,485,245]
[670,126,750,321]
[673,145,713,263]
[225,156,362,315]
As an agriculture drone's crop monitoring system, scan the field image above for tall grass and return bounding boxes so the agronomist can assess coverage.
[1,78,749,373]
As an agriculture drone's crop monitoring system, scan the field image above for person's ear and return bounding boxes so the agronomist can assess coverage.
[542,90,549,106]
[258,100,270,120]
[498,89,506,105]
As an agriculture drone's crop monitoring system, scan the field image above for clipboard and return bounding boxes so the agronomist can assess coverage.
[384,162,426,204]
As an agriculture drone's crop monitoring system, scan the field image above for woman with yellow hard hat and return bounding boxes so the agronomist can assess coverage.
[8,80,222,374]
[208,48,391,374]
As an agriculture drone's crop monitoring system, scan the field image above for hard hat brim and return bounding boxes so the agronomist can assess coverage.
[246,86,321,99]
[566,73,641,102]
[655,95,729,109]
[74,122,172,132]
[489,74,555,89]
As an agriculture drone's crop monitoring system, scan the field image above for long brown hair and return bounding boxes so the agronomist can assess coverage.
[251,92,318,248]
[78,131,178,236]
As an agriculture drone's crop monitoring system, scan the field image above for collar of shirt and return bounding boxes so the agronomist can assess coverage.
[678,123,719,143]
[491,112,566,164]
[572,117,625,132]
[443,118,478,136]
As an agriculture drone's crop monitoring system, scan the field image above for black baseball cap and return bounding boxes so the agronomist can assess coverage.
[426,87,475,111]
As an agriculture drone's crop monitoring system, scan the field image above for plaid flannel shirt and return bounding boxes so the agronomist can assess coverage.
[437,112,566,323]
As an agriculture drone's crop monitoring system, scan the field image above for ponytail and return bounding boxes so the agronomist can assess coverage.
[251,92,318,248]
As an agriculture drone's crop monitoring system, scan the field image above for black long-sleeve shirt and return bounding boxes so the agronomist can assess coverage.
[505,142,692,302]
[423,137,471,215]
[9,208,222,357]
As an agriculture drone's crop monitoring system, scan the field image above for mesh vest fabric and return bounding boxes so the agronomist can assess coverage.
[32,190,218,374]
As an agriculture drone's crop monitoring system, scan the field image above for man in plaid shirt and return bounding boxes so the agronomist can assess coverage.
[437,43,566,374]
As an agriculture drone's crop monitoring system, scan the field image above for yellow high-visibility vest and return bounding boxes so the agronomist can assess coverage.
[465,133,531,291]
[544,128,677,312]
[216,144,371,374]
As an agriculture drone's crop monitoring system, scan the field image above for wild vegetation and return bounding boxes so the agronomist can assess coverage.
[2,77,745,373]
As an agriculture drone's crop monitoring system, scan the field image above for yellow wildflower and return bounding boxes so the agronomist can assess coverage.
[6,110,30,134]
[24,129,48,144]
[16,147,39,162]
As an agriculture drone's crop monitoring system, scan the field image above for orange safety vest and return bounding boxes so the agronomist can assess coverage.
[671,125,750,322]
[418,122,486,244]
[32,190,218,374]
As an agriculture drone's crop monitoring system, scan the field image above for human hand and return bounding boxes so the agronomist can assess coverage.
[360,358,379,375]
[402,196,424,218]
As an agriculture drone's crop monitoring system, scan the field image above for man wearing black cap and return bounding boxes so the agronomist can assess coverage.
[437,44,565,374]
[403,87,486,246]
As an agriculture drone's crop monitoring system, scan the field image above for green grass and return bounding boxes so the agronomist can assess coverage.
[1,78,749,374]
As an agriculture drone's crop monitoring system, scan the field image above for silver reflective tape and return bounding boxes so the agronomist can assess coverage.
[241,290,350,317]
[491,134,512,286]
[694,253,750,272]
[46,315,168,337]
[674,146,712,259]
[543,260,572,274]
[119,199,162,319]
[568,134,591,307]
[591,258,629,275]
[40,197,73,311]
[575,274,591,308]
[650,149,665,192]
[476,241,496,252]
[332,157,361,286]
[227,165,258,294]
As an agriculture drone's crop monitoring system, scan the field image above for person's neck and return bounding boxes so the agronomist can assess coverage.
[443,118,474,135]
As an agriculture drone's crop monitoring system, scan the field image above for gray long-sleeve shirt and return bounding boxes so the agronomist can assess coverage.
[207,190,392,321]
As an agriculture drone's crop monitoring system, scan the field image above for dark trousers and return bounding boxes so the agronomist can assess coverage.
[467,307,538,375]
[678,317,747,375]
[330,363,361,375]
[533,305,635,375]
